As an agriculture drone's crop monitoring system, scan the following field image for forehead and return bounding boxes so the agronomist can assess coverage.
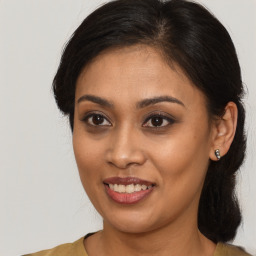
[75,45,206,109]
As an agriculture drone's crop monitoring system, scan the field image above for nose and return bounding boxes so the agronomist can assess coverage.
[105,127,147,169]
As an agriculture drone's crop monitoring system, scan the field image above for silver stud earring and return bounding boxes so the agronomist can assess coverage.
[215,149,221,160]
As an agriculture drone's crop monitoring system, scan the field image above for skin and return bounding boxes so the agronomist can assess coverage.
[73,45,237,256]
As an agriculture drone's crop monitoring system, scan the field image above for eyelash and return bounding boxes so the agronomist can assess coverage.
[82,112,175,129]
[82,112,112,127]
[143,113,175,128]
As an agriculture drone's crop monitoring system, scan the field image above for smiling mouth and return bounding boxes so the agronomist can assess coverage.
[103,177,155,204]
[107,183,153,193]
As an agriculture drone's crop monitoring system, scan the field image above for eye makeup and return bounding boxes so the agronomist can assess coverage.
[83,113,112,127]
[79,108,178,134]
[143,112,176,129]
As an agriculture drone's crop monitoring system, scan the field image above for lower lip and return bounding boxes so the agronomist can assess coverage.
[104,184,154,204]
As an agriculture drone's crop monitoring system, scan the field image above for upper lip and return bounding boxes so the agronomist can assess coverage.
[103,177,155,186]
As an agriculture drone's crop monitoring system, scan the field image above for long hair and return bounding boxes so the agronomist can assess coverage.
[53,0,246,243]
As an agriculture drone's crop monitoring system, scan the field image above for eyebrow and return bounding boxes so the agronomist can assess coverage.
[136,96,185,109]
[77,94,185,108]
[77,94,113,108]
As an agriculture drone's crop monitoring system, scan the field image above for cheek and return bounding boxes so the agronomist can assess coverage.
[150,124,211,195]
[73,130,104,190]
[73,135,108,216]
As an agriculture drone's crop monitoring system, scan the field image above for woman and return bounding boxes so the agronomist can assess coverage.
[25,0,251,255]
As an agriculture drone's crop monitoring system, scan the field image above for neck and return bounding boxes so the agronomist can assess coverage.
[84,191,216,256]
[89,212,215,256]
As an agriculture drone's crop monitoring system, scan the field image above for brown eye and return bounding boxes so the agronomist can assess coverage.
[92,114,104,125]
[151,116,164,127]
[84,113,111,126]
[143,114,175,128]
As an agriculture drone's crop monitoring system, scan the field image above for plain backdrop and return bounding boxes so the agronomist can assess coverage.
[0,0,255,255]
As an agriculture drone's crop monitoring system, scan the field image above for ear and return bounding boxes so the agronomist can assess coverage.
[209,102,238,161]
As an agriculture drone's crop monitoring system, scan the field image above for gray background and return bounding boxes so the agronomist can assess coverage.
[0,0,255,255]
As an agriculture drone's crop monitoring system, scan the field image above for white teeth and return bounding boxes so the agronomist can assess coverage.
[141,185,147,190]
[108,184,153,193]
[114,184,118,192]
[125,184,134,193]
[119,185,126,193]
[134,184,141,192]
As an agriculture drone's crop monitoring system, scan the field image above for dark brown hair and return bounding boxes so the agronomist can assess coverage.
[53,0,246,243]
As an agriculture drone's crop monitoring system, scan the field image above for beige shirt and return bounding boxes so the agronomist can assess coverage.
[24,236,252,256]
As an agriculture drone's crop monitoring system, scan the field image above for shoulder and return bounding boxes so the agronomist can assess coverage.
[214,243,252,256]
[23,236,88,256]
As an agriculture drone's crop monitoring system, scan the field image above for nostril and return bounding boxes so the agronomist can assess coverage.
[105,148,147,169]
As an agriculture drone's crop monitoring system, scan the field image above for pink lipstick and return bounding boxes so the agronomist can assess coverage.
[103,177,155,204]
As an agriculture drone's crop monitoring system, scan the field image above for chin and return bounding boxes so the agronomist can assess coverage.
[108,220,154,234]
[102,209,163,234]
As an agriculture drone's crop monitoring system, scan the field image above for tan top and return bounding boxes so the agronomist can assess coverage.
[23,237,87,256]
[24,235,252,256]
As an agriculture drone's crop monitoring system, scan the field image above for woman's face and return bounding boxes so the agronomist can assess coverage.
[73,45,215,233]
